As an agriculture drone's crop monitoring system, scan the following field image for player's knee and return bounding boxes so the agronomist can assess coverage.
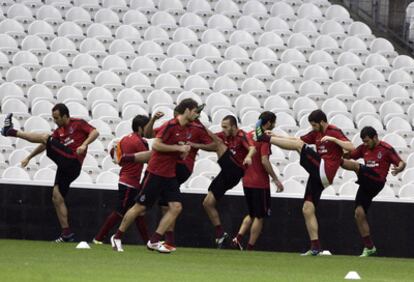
[297,140,305,151]
[41,133,50,144]
[52,193,63,205]
[302,202,314,216]
[354,206,365,220]
[170,202,182,215]
[203,197,213,209]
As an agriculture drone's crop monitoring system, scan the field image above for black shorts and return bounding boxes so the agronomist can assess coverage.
[176,163,192,185]
[243,187,271,218]
[300,145,324,207]
[208,149,244,201]
[46,137,81,197]
[117,183,139,215]
[136,172,181,208]
[355,165,385,213]
[158,163,191,207]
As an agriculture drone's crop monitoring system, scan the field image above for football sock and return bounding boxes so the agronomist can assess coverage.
[150,232,162,244]
[165,231,175,246]
[114,229,124,240]
[311,239,320,250]
[95,211,122,241]
[215,225,224,238]
[362,235,374,249]
[135,216,149,243]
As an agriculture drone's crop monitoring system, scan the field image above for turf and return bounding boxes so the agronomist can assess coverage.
[0,240,413,282]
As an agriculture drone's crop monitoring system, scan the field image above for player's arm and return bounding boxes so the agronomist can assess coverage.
[391,160,406,176]
[269,131,301,141]
[143,112,164,138]
[261,155,283,192]
[152,138,190,153]
[188,142,217,152]
[243,146,256,166]
[320,136,355,152]
[21,144,46,167]
[77,129,99,155]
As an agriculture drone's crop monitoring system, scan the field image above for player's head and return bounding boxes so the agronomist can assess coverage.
[221,115,238,136]
[175,98,199,121]
[308,109,327,132]
[259,111,276,131]
[52,103,70,127]
[132,115,150,135]
[360,126,378,149]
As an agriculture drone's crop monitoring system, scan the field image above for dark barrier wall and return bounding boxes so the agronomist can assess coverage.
[1,183,413,258]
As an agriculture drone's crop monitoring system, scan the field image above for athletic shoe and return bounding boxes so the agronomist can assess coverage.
[215,232,229,249]
[1,113,14,136]
[162,242,177,252]
[360,246,376,257]
[253,119,269,142]
[54,232,75,243]
[196,103,205,114]
[110,235,124,252]
[300,249,321,256]
[111,142,121,164]
[231,237,243,251]
[92,238,103,245]
[147,240,171,254]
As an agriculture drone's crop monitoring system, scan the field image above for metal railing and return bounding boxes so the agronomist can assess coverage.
[333,0,414,55]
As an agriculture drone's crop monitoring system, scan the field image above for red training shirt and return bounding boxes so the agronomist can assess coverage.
[216,129,254,170]
[300,124,349,184]
[349,141,402,183]
[242,131,272,189]
[118,133,149,188]
[51,118,95,164]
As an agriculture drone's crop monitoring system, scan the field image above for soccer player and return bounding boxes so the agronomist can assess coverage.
[232,111,284,251]
[143,106,215,251]
[110,99,202,253]
[203,115,256,248]
[93,115,152,245]
[255,109,354,255]
[341,126,405,257]
[1,104,99,242]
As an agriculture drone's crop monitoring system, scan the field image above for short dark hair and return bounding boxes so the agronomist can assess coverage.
[52,103,70,118]
[360,126,377,139]
[132,115,150,132]
[308,109,327,123]
[223,115,238,127]
[259,111,276,125]
[175,98,198,114]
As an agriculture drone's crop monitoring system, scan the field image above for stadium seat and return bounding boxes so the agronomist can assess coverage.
[193,159,220,176]
[2,166,31,181]
[42,52,71,74]
[96,171,119,186]
[187,175,212,190]
[183,75,212,97]
[338,181,358,197]
[65,6,92,29]
[73,170,93,185]
[33,167,56,185]
[240,110,260,126]
[122,10,149,30]
[356,82,384,107]
[356,115,384,133]
[282,179,305,196]
[117,88,146,111]
[86,87,116,110]
[399,183,414,199]
[24,116,52,133]
[379,101,406,124]
[124,72,153,96]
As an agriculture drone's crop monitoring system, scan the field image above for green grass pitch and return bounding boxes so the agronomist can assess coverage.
[0,239,413,282]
